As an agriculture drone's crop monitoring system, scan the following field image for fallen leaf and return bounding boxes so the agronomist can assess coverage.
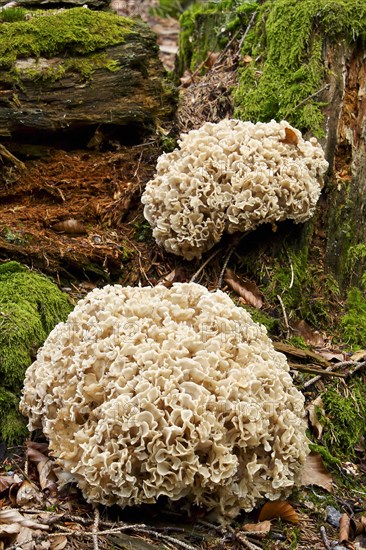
[307,396,325,439]
[318,350,347,362]
[242,54,253,63]
[292,319,324,347]
[0,476,15,494]
[50,535,68,550]
[280,127,299,146]
[0,508,49,530]
[13,526,37,550]
[51,219,87,235]
[351,350,366,361]
[351,516,366,536]
[258,501,299,524]
[299,453,333,492]
[243,520,271,537]
[204,51,219,69]
[27,441,57,495]
[16,480,43,507]
[339,513,351,544]
[224,269,263,309]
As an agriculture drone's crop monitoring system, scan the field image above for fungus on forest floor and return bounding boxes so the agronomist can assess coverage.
[21,282,309,521]
[142,119,328,260]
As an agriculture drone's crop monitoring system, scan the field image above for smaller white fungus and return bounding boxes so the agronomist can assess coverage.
[20,283,309,520]
[142,119,328,259]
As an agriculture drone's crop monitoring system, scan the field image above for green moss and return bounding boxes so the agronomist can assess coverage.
[340,287,366,349]
[0,8,138,82]
[178,0,255,72]
[242,306,279,334]
[0,7,27,22]
[179,0,366,135]
[288,336,310,349]
[321,376,366,460]
[0,261,72,443]
[234,0,366,135]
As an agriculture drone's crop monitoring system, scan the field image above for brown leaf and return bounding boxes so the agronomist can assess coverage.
[204,51,219,69]
[258,501,299,524]
[351,516,366,536]
[242,54,253,64]
[224,269,263,309]
[0,476,15,494]
[317,350,347,362]
[292,319,324,347]
[280,127,299,146]
[16,481,43,507]
[180,70,194,88]
[243,520,271,537]
[351,350,366,361]
[339,513,351,544]
[306,396,325,439]
[50,535,68,550]
[299,453,333,492]
[51,219,87,235]
[27,441,57,495]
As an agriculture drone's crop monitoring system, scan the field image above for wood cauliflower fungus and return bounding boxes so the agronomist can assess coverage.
[20,283,309,520]
[142,119,328,259]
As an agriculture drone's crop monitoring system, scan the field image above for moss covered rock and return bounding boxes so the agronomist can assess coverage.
[0,261,72,443]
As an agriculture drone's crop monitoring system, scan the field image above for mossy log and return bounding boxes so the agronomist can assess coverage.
[0,9,176,138]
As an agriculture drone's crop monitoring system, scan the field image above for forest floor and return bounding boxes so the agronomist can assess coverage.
[0,3,366,550]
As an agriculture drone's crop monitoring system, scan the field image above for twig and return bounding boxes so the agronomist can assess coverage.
[289,363,346,377]
[292,84,330,110]
[227,526,263,550]
[41,524,197,550]
[0,144,25,171]
[189,248,220,283]
[320,526,332,550]
[277,294,290,338]
[92,506,100,550]
[235,11,257,56]
[303,360,366,388]
[284,247,294,289]
[218,248,235,289]
[217,232,249,289]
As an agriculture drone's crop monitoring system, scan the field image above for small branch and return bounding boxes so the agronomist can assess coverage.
[189,248,220,283]
[277,294,290,339]
[218,248,235,289]
[303,360,366,389]
[292,84,330,110]
[235,11,257,56]
[320,526,331,550]
[283,247,294,289]
[0,144,25,171]
[92,506,100,550]
[289,362,346,377]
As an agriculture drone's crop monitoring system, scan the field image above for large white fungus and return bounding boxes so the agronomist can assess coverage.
[142,119,328,259]
[20,283,309,520]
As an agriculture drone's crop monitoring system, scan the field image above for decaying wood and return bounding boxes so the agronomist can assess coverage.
[0,25,175,138]
[273,342,331,369]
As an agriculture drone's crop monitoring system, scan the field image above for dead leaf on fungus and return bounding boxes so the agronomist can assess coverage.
[224,269,263,309]
[299,453,333,492]
[339,513,351,544]
[258,501,299,524]
[243,520,271,537]
[280,127,299,146]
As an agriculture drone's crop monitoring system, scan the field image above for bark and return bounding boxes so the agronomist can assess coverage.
[323,43,366,288]
[0,28,175,138]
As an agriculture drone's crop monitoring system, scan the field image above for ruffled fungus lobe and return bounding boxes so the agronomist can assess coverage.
[142,119,328,259]
[21,283,308,520]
